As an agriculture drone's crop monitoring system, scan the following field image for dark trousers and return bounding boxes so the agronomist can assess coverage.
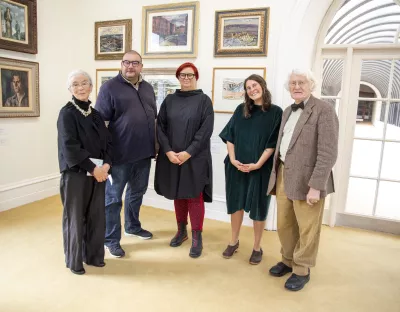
[104,158,151,247]
[60,171,106,271]
[174,193,205,231]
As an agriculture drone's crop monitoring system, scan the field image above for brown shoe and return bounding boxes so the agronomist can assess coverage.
[249,248,263,265]
[222,241,239,259]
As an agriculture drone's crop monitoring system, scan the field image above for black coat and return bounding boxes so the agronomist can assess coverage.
[155,89,214,202]
[57,99,112,173]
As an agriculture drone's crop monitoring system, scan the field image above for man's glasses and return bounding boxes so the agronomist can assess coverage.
[179,73,195,79]
[71,81,90,89]
[122,60,141,67]
[289,81,307,87]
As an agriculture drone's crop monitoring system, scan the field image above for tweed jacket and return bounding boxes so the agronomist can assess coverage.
[267,94,339,200]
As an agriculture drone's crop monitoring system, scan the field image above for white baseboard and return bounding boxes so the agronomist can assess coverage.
[0,173,60,212]
[143,188,273,229]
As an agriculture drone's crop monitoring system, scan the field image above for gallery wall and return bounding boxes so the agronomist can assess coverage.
[0,0,334,223]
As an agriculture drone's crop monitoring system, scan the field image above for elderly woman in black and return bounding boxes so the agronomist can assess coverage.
[57,70,112,275]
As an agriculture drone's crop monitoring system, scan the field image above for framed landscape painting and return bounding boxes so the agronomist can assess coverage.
[142,2,199,58]
[0,0,37,54]
[0,57,39,117]
[142,68,180,112]
[214,7,269,57]
[95,19,132,60]
[95,68,119,96]
[212,67,266,113]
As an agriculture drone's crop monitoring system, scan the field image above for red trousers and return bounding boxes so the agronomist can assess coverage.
[174,193,205,231]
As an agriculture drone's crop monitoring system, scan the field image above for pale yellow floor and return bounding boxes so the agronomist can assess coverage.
[0,196,399,312]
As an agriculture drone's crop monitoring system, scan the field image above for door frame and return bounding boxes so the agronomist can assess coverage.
[315,46,400,234]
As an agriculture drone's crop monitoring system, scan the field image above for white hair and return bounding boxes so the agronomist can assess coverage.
[284,68,317,91]
[66,70,93,89]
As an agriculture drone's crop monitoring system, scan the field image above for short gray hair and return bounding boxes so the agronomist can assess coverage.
[284,68,317,91]
[67,70,93,89]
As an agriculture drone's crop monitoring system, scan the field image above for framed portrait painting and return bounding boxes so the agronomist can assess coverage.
[94,19,132,60]
[0,0,37,54]
[95,68,119,96]
[142,2,199,59]
[214,7,269,57]
[142,68,180,111]
[0,57,39,117]
[212,67,266,113]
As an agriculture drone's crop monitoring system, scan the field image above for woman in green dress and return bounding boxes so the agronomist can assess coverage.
[219,74,282,265]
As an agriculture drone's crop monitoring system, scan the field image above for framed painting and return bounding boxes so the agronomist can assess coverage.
[142,68,180,111]
[212,67,266,113]
[95,68,119,96]
[214,7,269,57]
[0,57,39,117]
[95,19,132,60]
[142,2,199,59]
[0,0,37,54]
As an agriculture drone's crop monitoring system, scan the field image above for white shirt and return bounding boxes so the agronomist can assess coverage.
[279,97,310,162]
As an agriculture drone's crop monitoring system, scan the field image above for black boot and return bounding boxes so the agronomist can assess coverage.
[170,222,188,247]
[189,230,203,258]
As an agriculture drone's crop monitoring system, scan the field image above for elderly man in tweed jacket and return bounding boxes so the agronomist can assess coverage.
[267,69,339,291]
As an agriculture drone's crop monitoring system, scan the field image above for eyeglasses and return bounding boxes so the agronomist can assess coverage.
[179,73,195,79]
[122,60,141,67]
[71,81,91,88]
[289,81,307,87]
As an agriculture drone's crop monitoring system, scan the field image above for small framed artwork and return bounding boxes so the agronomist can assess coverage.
[0,57,39,118]
[142,68,180,111]
[212,67,266,113]
[94,19,132,60]
[214,7,269,57]
[142,2,199,59]
[95,68,119,96]
[0,0,37,54]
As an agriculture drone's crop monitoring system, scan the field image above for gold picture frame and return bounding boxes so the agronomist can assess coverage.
[142,2,199,59]
[142,68,180,111]
[0,57,39,118]
[214,7,269,57]
[95,68,119,96]
[94,19,132,60]
[212,67,266,114]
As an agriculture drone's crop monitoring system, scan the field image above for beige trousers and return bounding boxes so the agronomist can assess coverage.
[276,164,325,276]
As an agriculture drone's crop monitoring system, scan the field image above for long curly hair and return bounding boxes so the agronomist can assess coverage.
[243,74,272,118]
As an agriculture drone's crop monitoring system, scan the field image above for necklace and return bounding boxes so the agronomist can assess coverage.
[71,99,92,117]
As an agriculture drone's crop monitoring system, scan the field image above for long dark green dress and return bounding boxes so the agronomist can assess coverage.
[219,103,282,221]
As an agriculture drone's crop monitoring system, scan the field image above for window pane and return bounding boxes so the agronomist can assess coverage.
[322,59,344,96]
[384,102,400,140]
[375,181,400,220]
[360,60,391,98]
[350,139,381,178]
[354,100,385,139]
[390,60,400,99]
[345,178,376,216]
[380,142,400,181]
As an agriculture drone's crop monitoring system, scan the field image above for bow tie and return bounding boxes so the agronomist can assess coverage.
[291,102,305,112]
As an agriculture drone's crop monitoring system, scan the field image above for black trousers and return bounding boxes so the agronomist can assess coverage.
[60,171,106,271]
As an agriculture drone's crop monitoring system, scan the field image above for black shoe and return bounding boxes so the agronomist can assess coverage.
[105,245,125,258]
[189,230,203,258]
[70,268,85,275]
[284,272,310,291]
[125,228,153,240]
[170,222,188,247]
[269,262,293,277]
[249,248,263,265]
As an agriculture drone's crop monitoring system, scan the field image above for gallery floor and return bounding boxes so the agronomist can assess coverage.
[0,196,399,312]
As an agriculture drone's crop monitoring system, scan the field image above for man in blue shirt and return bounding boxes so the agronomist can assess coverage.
[95,50,157,258]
